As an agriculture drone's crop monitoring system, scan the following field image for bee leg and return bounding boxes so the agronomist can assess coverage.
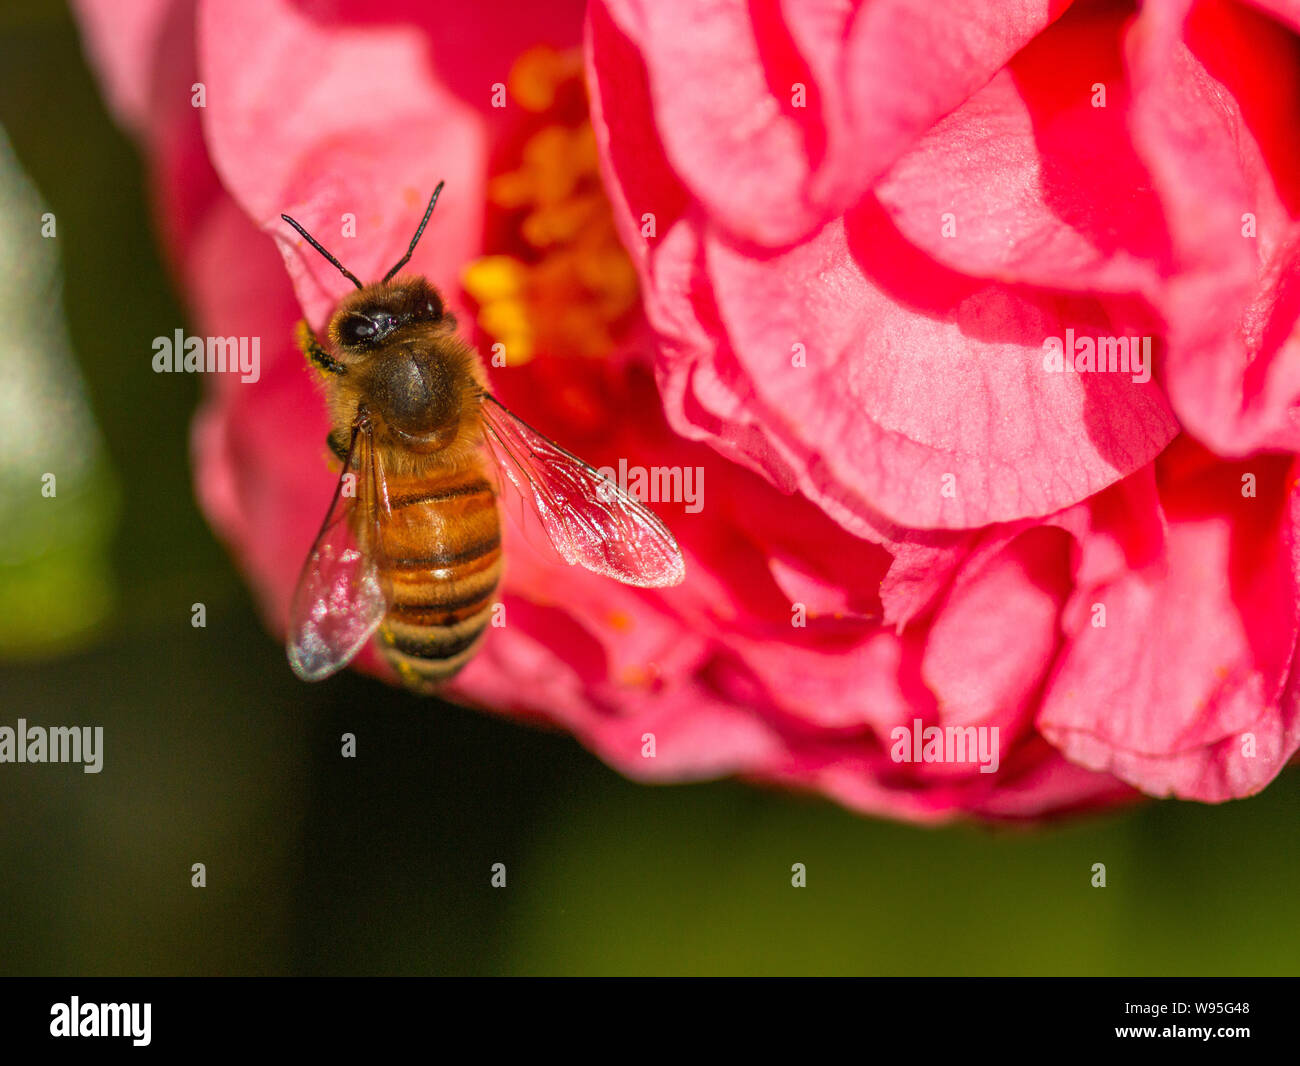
[295,319,345,376]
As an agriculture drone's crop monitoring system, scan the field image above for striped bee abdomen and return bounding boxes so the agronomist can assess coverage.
[374,465,501,691]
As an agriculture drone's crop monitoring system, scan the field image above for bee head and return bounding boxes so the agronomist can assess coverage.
[283,180,451,358]
[327,277,450,354]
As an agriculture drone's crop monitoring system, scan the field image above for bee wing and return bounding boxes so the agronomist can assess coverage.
[479,393,686,588]
[287,416,393,681]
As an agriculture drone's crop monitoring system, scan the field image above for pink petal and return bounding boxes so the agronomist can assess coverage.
[1130,0,1300,454]
[593,0,1064,246]
[875,2,1170,295]
[705,204,1178,528]
[196,0,486,326]
[1039,444,1300,800]
[922,527,1071,738]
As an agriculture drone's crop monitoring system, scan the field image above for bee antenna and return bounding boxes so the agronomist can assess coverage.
[280,213,364,290]
[382,180,444,284]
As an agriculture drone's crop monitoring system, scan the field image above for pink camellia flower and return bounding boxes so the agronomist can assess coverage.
[73,0,1300,821]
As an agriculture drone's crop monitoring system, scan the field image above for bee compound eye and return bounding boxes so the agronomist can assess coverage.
[341,315,376,345]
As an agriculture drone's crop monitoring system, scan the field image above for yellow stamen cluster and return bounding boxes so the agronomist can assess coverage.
[462,47,639,365]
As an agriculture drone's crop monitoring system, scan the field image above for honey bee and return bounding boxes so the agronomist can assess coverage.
[280,182,685,691]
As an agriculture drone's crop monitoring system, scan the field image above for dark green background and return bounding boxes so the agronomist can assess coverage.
[0,1,1295,976]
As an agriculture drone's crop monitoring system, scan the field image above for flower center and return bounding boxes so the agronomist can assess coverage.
[462,47,638,365]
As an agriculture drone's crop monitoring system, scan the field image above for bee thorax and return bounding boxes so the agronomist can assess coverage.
[366,352,459,443]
